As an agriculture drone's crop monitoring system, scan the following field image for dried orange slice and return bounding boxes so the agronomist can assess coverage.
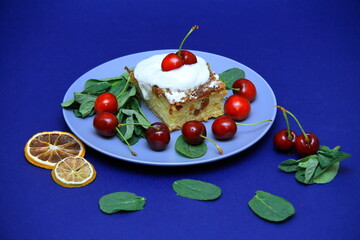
[24,131,85,169]
[51,157,96,188]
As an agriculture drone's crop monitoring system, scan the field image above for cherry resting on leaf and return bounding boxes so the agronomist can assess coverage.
[93,112,119,137]
[182,121,223,154]
[161,25,199,71]
[224,95,251,121]
[145,122,171,151]
[212,115,272,140]
[232,78,257,102]
[94,92,118,114]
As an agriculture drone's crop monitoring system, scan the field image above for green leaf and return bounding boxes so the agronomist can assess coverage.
[172,179,222,201]
[99,192,146,214]
[218,68,245,89]
[175,135,207,158]
[109,79,127,96]
[74,93,97,104]
[304,157,319,184]
[313,162,340,184]
[278,159,299,172]
[83,81,111,94]
[118,84,137,108]
[79,100,95,117]
[248,190,295,222]
[122,116,135,140]
[61,98,75,108]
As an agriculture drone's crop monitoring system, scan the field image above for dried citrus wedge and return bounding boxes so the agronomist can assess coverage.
[24,131,85,169]
[51,157,96,188]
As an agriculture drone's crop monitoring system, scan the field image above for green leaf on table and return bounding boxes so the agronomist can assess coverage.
[313,162,340,184]
[218,68,245,89]
[278,145,351,185]
[172,179,222,201]
[304,157,319,184]
[99,192,146,214]
[278,159,299,172]
[175,135,207,158]
[248,190,295,222]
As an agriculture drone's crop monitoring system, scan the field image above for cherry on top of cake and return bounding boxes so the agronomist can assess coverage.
[161,25,199,72]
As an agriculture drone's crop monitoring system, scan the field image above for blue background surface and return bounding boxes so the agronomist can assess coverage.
[1,0,359,239]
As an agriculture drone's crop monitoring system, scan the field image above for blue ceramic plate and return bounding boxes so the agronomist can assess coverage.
[62,50,277,166]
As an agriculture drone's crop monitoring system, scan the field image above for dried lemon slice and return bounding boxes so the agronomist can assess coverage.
[24,131,85,169]
[51,157,96,188]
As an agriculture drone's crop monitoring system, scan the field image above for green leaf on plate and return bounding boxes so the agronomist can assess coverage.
[172,179,222,201]
[175,135,207,158]
[248,190,295,222]
[218,68,245,89]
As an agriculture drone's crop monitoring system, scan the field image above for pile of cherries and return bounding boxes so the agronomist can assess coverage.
[273,106,320,157]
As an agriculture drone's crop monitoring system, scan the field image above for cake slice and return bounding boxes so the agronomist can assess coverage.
[129,53,227,131]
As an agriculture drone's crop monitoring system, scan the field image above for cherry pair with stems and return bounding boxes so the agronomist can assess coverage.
[273,106,319,157]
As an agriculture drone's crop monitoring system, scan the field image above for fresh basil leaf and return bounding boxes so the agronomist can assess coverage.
[172,179,222,201]
[99,192,146,214]
[313,162,340,184]
[175,135,207,158]
[278,159,299,172]
[218,68,245,89]
[248,190,295,222]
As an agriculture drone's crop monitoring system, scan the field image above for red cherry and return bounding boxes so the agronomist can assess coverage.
[93,112,119,137]
[211,116,237,140]
[178,50,197,65]
[232,79,257,102]
[94,92,118,114]
[145,122,171,151]
[161,53,184,71]
[224,95,251,121]
[181,121,206,145]
[295,133,319,157]
[273,129,297,152]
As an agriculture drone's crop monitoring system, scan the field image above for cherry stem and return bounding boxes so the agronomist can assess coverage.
[177,25,199,57]
[116,71,131,99]
[115,127,137,156]
[200,134,223,155]
[276,106,309,142]
[236,119,272,126]
[283,111,293,140]
[118,122,157,129]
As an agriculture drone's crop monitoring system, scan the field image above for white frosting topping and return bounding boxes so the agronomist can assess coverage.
[134,53,210,102]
